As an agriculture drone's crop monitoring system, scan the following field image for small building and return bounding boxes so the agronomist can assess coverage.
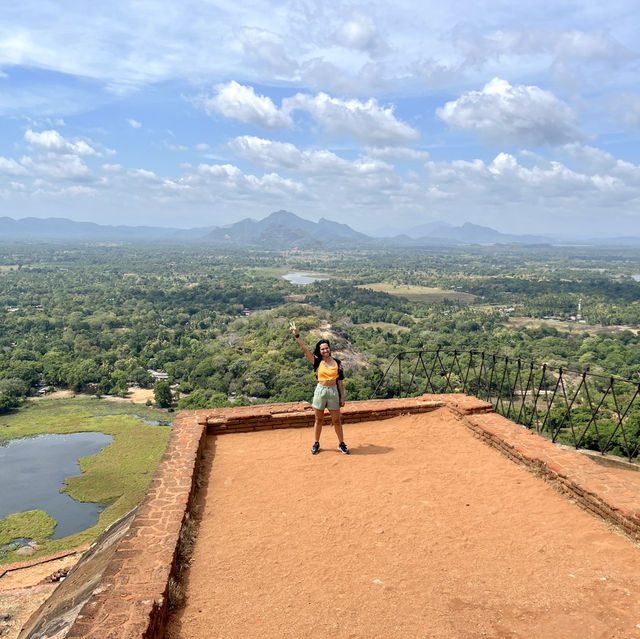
[147,369,169,381]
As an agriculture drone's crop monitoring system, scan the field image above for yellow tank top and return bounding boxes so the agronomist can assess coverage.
[317,360,339,382]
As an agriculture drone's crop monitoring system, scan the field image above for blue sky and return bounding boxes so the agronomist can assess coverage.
[1,0,640,237]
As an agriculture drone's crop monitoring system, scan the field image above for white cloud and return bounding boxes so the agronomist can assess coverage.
[365,146,430,162]
[3,134,640,236]
[61,185,97,197]
[560,143,618,174]
[24,129,100,156]
[239,27,297,74]
[196,81,292,128]
[284,92,419,146]
[1,1,638,113]
[128,168,160,181]
[334,13,382,52]
[183,162,305,197]
[425,152,640,219]
[555,30,633,62]
[19,154,93,181]
[195,143,210,151]
[229,136,306,170]
[458,29,633,64]
[127,118,142,128]
[437,77,584,146]
[102,163,124,173]
[297,59,366,95]
[24,183,98,200]
[197,82,418,146]
[0,156,28,175]
[229,135,394,176]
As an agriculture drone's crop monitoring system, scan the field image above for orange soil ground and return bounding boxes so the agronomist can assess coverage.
[167,408,640,639]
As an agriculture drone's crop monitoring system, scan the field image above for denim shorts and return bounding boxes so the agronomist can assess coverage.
[312,384,340,411]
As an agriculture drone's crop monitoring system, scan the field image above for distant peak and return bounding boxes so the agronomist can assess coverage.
[265,210,300,222]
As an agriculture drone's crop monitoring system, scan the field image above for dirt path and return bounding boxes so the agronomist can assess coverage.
[0,552,83,639]
[29,386,155,403]
[167,408,640,639]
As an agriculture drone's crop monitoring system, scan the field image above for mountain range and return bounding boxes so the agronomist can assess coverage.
[202,210,369,248]
[0,216,215,242]
[1,211,638,247]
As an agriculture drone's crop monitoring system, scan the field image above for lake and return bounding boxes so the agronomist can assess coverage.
[0,432,113,539]
[282,272,330,285]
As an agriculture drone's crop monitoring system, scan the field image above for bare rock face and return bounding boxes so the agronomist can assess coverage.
[18,507,138,639]
[16,546,36,557]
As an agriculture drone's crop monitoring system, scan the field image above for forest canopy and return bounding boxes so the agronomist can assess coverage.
[1,242,640,412]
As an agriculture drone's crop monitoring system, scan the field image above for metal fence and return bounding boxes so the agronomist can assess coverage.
[373,349,640,461]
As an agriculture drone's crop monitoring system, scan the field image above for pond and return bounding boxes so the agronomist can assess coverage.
[0,432,113,539]
[282,272,330,285]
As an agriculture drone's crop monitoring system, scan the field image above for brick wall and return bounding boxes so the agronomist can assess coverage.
[22,394,640,639]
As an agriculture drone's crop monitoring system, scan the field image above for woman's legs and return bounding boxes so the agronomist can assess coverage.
[329,409,344,443]
[313,408,325,442]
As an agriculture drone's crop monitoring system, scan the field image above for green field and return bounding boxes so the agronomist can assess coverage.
[506,316,640,335]
[359,321,411,332]
[0,398,172,564]
[358,282,476,304]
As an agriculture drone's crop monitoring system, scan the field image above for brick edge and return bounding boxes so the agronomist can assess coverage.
[55,394,640,639]
[459,411,640,542]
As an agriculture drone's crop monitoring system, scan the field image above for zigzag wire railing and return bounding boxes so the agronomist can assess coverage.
[373,349,640,461]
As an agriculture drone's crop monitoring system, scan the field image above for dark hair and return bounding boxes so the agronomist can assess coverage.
[313,339,331,358]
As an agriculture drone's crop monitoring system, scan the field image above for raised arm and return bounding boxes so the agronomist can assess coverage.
[289,320,314,363]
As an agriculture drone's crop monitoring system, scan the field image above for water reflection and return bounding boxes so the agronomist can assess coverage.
[0,432,113,539]
[282,272,330,285]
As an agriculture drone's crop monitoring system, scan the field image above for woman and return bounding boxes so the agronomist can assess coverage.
[289,321,349,455]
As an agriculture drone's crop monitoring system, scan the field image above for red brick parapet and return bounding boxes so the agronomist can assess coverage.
[58,409,210,639]
[461,411,640,542]
[36,394,640,639]
[420,393,493,416]
[204,396,446,434]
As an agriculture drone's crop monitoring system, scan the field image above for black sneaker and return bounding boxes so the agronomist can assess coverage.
[338,442,349,455]
[311,441,320,455]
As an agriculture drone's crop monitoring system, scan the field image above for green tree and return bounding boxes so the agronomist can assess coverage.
[0,378,28,397]
[154,380,173,408]
[0,393,19,414]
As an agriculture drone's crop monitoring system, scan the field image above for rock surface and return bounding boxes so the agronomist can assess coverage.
[17,508,137,639]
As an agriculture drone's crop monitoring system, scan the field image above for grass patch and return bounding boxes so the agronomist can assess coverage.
[0,397,172,564]
[247,266,297,279]
[506,317,639,335]
[0,510,56,546]
[358,282,476,303]
[17,395,172,424]
[358,321,411,333]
